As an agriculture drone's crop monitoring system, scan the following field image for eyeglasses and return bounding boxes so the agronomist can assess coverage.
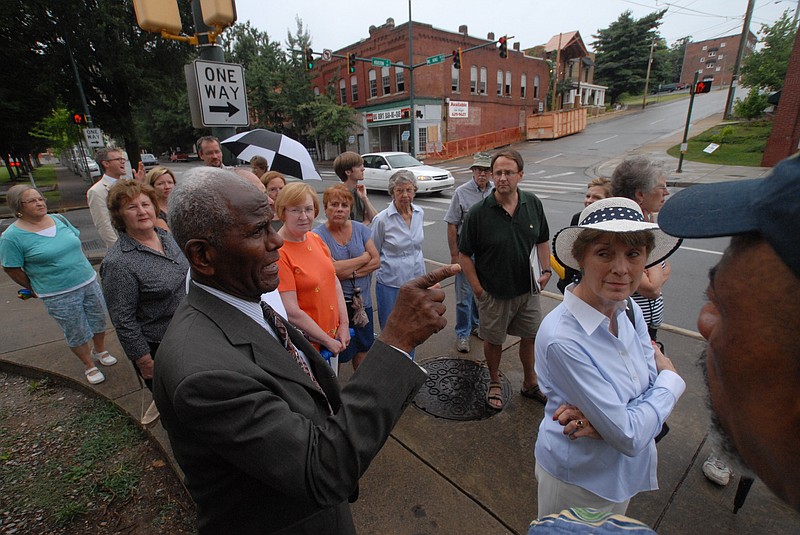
[655,185,669,192]
[474,168,491,175]
[393,187,416,196]
[104,157,127,163]
[493,170,520,177]
[285,207,315,216]
[21,197,46,204]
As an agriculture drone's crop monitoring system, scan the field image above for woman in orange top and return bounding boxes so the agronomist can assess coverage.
[275,182,350,356]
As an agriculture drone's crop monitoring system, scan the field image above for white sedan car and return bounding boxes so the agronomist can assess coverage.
[362,152,454,194]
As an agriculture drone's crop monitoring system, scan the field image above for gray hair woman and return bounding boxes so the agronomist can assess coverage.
[535,197,683,517]
[371,170,425,357]
[611,156,672,340]
[0,185,117,385]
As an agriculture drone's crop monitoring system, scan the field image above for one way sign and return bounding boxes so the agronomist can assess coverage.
[185,59,250,128]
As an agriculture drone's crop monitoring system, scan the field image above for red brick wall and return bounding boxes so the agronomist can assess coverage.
[762,33,800,167]
[312,21,549,142]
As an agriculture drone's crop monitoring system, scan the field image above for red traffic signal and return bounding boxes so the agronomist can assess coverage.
[498,36,508,59]
[694,81,711,94]
[72,113,87,125]
[452,48,462,69]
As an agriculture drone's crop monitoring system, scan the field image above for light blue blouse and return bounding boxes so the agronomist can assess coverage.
[534,285,685,503]
[371,202,425,288]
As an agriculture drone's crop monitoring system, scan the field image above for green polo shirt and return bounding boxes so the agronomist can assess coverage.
[459,188,550,299]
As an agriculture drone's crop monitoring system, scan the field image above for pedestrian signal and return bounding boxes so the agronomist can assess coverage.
[694,81,711,94]
[72,113,87,125]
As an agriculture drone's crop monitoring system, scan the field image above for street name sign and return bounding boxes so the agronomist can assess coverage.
[185,59,249,128]
[83,128,104,148]
[371,57,391,68]
[426,54,445,65]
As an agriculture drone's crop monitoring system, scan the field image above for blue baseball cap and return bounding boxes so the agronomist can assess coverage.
[658,153,800,279]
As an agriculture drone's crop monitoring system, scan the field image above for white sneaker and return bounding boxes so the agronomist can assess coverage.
[456,338,470,353]
[703,454,733,486]
[85,366,105,385]
[91,349,118,366]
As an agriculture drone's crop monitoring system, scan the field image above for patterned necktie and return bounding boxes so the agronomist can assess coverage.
[260,302,322,389]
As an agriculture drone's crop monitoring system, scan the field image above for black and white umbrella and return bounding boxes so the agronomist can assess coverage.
[221,129,321,181]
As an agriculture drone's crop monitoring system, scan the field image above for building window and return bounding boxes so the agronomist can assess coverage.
[720,42,726,47]
[505,70,512,96]
[381,66,390,95]
[521,73,527,98]
[339,79,347,104]
[369,70,377,98]
[709,50,716,57]
[534,75,540,98]
[707,62,715,69]
[313,87,320,96]
[418,127,427,153]
[396,63,405,92]
[451,65,460,92]
[470,65,478,94]
[497,69,503,96]
[480,67,487,95]
[700,57,705,63]
[715,67,721,72]
[702,45,707,51]
[350,75,358,102]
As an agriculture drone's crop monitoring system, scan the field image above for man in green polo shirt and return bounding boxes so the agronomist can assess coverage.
[459,149,552,410]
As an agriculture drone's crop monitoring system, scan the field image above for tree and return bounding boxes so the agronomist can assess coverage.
[592,10,666,104]
[740,10,797,92]
[298,93,361,155]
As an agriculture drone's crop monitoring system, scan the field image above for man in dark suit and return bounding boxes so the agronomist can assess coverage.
[153,167,458,534]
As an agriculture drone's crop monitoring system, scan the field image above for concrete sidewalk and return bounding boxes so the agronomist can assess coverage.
[1,133,798,533]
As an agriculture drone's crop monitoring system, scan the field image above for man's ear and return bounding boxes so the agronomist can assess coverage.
[185,239,215,277]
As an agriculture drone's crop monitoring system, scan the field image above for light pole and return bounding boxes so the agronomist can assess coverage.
[408,0,415,157]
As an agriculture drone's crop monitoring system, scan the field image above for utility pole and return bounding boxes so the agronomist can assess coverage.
[677,71,700,173]
[724,0,756,119]
[642,38,656,110]
[551,33,562,111]
[408,0,416,157]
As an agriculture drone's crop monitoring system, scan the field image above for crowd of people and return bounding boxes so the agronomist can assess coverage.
[3,136,799,532]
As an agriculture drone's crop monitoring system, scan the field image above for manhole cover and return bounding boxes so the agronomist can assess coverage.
[412,357,511,420]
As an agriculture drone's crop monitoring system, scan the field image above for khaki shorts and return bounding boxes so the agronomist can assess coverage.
[476,291,542,345]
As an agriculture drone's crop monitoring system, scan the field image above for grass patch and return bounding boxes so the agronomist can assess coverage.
[619,91,691,107]
[667,120,772,167]
[1,164,58,187]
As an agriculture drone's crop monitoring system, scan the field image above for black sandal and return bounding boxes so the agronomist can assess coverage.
[520,384,547,404]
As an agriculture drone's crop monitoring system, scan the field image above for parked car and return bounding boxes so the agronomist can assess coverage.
[78,156,101,179]
[140,153,158,168]
[170,151,189,162]
[361,152,454,194]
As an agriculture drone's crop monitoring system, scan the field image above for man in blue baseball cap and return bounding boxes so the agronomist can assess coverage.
[658,153,800,512]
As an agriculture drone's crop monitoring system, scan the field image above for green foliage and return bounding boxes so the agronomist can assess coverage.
[593,9,667,104]
[711,125,736,144]
[733,91,770,119]
[740,11,796,92]
[28,108,83,155]
[299,94,362,148]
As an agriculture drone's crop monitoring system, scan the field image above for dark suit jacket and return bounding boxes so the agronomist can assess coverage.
[153,283,427,535]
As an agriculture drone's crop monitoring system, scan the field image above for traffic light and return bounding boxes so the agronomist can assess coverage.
[71,113,87,125]
[694,80,711,94]
[452,48,462,69]
[305,47,314,70]
[498,36,508,59]
[348,53,356,73]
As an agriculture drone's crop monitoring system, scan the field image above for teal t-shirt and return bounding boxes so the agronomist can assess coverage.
[0,215,96,295]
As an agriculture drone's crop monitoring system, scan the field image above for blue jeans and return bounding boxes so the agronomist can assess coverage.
[375,282,415,360]
[454,270,479,338]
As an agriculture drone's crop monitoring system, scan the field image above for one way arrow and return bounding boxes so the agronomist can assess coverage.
[209,102,240,117]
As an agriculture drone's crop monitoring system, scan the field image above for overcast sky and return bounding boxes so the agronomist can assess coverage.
[233,0,794,53]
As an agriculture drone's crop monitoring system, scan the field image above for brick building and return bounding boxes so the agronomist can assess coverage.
[762,32,800,167]
[680,32,756,88]
[311,18,550,157]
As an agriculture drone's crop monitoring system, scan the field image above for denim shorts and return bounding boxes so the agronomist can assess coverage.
[339,307,375,363]
[41,280,107,348]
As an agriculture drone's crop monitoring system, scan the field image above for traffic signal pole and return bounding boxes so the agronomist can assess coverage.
[191,0,236,165]
[676,71,700,173]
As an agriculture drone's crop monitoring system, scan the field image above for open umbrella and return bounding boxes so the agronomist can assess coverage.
[221,129,321,181]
